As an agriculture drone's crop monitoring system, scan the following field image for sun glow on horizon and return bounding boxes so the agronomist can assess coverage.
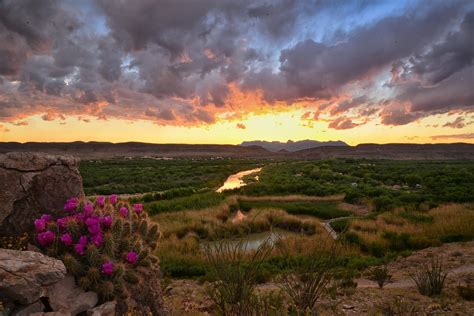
[2,111,473,145]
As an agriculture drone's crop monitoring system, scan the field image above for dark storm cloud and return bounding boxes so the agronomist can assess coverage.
[246,2,463,102]
[0,0,472,129]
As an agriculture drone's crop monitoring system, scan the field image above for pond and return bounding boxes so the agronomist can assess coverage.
[201,229,289,251]
[216,167,262,193]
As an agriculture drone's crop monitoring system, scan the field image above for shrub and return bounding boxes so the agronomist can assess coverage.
[277,244,337,314]
[410,258,448,296]
[33,195,160,306]
[367,265,392,289]
[204,237,273,315]
[377,297,419,315]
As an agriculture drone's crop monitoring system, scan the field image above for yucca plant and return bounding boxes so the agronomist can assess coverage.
[204,238,273,315]
[410,257,448,296]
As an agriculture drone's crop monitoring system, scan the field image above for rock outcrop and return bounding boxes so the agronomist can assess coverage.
[0,249,100,315]
[0,249,66,304]
[0,152,83,236]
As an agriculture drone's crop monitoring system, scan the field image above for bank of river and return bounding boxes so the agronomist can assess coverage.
[201,229,289,251]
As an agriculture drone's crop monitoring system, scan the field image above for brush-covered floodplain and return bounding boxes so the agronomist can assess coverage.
[80,158,474,314]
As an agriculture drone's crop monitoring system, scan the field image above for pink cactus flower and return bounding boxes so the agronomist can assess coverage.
[56,217,72,231]
[119,207,128,218]
[34,218,46,232]
[37,230,55,247]
[60,233,73,246]
[91,233,103,247]
[83,203,94,216]
[133,203,143,214]
[40,214,52,222]
[96,196,105,206]
[85,217,101,235]
[126,251,138,264]
[101,261,114,276]
[109,194,118,204]
[101,215,112,229]
[78,235,88,245]
[64,197,79,212]
[74,243,85,255]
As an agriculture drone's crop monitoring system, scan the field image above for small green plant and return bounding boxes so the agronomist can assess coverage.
[367,265,392,289]
[204,237,273,315]
[410,258,448,296]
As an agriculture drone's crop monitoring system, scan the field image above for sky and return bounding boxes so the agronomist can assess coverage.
[0,0,473,145]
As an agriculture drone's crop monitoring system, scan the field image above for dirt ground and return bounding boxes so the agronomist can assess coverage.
[163,241,474,315]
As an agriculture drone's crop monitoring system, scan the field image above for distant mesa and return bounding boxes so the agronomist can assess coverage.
[240,139,348,152]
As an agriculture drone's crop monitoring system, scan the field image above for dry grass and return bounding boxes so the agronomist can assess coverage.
[348,203,474,249]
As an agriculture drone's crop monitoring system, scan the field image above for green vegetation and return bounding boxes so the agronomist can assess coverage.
[241,159,474,209]
[238,200,350,219]
[77,157,474,303]
[146,191,225,215]
[81,158,262,195]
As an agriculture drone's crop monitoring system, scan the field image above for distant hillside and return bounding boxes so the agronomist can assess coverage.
[240,139,348,152]
[293,143,474,160]
[0,142,273,159]
[0,141,472,160]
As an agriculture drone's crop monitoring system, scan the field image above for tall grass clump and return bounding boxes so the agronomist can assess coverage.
[204,237,273,315]
[33,195,164,314]
[410,257,448,296]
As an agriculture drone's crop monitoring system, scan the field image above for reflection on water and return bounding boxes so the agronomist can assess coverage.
[216,167,262,193]
[201,230,287,251]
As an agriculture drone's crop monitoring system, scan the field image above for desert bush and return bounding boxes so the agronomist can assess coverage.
[377,296,419,315]
[276,240,337,314]
[367,265,392,289]
[33,195,161,306]
[204,237,273,315]
[410,258,448,296]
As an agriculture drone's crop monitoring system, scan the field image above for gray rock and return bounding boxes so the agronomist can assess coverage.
[0,249,66,304]
[12,300,45,316]
[0,152,84,236]
[87,301,117,316]
[31,312,72,316]
[47,276,98,315]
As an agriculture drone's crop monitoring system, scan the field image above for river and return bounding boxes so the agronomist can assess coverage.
[216,167,262,193]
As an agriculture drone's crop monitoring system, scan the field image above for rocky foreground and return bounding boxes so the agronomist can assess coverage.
[164,241,474,315]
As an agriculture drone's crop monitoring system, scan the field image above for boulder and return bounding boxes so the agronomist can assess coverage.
[0,152,84,236]
[87,301,116,316]
[12,301,45,316]
[0,249,66,304]
[48,276,98,315]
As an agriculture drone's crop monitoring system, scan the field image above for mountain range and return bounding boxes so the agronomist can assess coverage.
[0,141,473,160]
[240,139,348,152]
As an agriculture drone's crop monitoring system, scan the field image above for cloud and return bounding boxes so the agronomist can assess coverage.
[443,116,466,129]
[0,0,472,133]
[236,122,246,129]
[328,117,363,130]
[431,133,474,140]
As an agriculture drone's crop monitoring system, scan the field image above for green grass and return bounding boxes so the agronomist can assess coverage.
[238,200,350,219]
[146,192,226,215]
